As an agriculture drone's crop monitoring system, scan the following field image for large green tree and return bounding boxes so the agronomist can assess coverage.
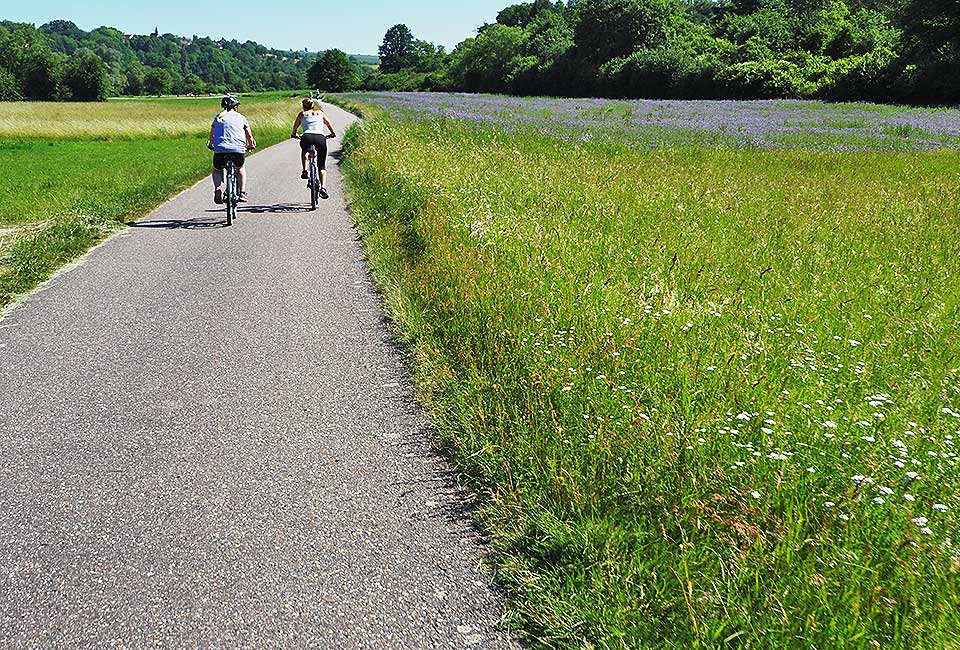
[897,0,960,102]
[573,0,685,63]
[307,49,360,92]
[378,24,417,72]
[61,49,109,101]
[448,24,528,92]
[497,0,562,27]
[143,67,172,96]
[19,47,62,100]
[412,39,446,72]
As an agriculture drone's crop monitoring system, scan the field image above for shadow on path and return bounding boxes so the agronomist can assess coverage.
[129,217,228,230]
[237,203,310,215]
[129,202,313,231]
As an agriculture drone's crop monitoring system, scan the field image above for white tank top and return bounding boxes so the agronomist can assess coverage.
[301,111,326,135]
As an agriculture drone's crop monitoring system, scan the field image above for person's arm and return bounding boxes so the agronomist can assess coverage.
[291,111,303,138]
[244,123,256,151]
[323,114,336,139]
[207,123,215,149]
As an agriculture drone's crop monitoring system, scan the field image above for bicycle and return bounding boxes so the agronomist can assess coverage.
[294,135,324,210]
[307,143,321,210]
[209,144,254,226]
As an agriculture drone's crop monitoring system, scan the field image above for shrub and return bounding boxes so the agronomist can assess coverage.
[716,58,816,98]
[821,48,898,101]
[360,69,429,92]
[600,46,722,98]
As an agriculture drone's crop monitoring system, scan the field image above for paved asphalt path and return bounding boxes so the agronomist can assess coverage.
[0,104,517,648]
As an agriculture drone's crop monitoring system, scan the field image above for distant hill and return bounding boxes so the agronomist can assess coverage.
[0,19,377,99]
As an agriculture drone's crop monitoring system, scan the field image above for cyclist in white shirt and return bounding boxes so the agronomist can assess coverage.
[290,98,336,199]
[208,95,256,204]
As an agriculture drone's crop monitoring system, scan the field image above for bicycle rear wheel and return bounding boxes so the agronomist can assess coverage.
[309,162,319,210]
[225,165,235,226]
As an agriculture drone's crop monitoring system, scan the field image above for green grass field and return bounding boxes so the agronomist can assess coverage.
[338,106,960,648]
[3,88,958,646]
[0,92,303,306]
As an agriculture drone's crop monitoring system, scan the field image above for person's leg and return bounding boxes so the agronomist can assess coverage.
[301,148,307,172]
[238,165,247,194]
[319,138,329,191]
[318,168,329,199]
[212,156,224,203]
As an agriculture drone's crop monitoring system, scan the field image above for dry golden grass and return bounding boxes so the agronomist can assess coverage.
[0,93,300,139]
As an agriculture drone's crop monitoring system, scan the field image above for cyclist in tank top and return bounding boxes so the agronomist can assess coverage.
[291,98,336,199]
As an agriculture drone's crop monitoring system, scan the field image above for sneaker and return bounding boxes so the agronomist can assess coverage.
[238,192,248,203]
[300,170,308,180]
[214,188,223,205]
[319,188,329,200]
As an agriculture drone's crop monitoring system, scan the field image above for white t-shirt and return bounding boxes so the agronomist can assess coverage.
[301,111,327,135]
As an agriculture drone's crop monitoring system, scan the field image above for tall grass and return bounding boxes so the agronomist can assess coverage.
[0,92,302,140]
[340,113,960,648]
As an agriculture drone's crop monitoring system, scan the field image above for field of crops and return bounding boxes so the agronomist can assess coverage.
[336,93,960,648]
[0,92,300,306]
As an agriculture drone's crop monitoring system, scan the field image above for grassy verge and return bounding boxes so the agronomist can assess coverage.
[340,111,960,647]
[0,92,300,308]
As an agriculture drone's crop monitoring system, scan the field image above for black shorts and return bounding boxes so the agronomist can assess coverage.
[299,133,327,170]
[213,152,245,170]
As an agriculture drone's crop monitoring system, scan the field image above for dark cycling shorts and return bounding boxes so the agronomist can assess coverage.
[299,133,327,170]
[213,152,245,170]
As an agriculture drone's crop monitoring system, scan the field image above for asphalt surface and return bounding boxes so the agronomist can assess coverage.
[0,104,517,648]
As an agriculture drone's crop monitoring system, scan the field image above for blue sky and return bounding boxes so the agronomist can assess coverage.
[2,0,510,54]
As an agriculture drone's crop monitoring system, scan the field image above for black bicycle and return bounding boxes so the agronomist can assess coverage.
[208,144,244,226]
[306,144,320,210]
[294,135,324,210]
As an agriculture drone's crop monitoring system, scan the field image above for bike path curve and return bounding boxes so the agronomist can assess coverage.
[0,104,517,649]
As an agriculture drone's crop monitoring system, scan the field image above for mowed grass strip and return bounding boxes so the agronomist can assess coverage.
[0,93,298,307]
[340,114,960,648]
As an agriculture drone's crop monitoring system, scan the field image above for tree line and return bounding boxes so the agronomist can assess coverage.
[3,0,958,104]
[330,0,957,104]
[0,20,368,101]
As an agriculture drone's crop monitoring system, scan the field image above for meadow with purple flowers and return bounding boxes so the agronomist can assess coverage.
[344,91,960,151]
[334,93,960,648]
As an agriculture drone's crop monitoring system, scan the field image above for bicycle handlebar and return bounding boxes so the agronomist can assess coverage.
[207,143,255,151]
